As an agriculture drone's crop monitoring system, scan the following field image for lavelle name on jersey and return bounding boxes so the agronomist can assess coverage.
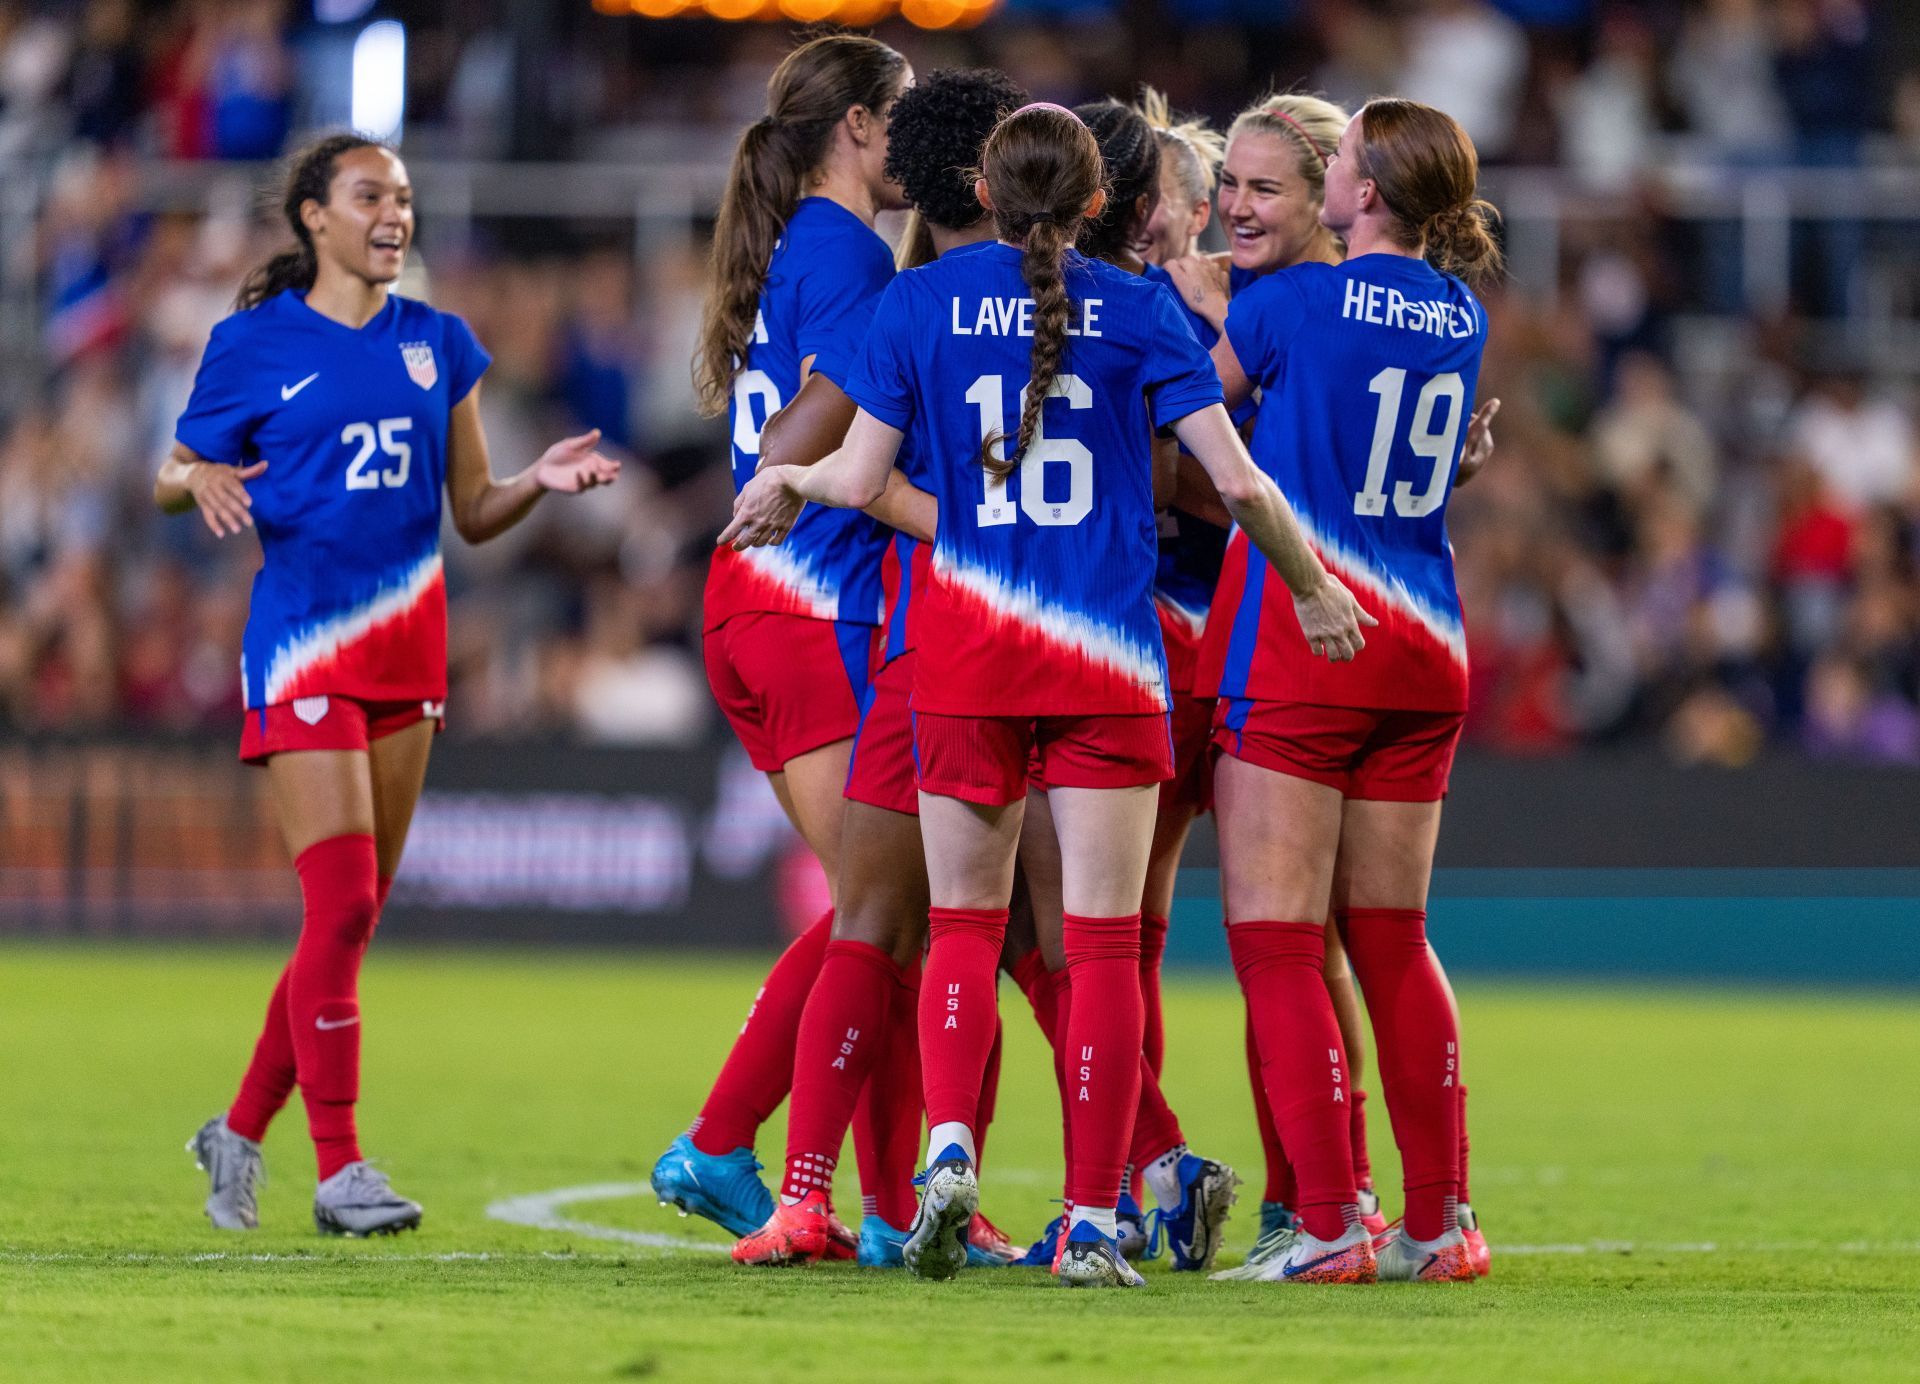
[950,296,1103,339]
[1340,280,1477,340]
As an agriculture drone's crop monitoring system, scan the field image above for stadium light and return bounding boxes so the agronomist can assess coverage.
[351,19,407,144]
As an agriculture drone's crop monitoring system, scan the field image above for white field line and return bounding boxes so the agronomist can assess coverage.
[483,1180,730,1254]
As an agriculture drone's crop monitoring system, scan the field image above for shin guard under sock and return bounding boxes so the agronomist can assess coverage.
[288,835,380,1181]
[1061,914,1144,1211]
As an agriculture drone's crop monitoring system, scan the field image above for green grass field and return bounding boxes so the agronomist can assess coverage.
[3,944,1917,1382]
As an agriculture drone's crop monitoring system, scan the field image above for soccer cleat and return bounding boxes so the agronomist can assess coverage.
[1057,1219,1147,1289]
[1357,1185,1389,1238]
[969,1212,1020,1266]
[731,1192,833,1266]
[1375,1225,1477,1282]
[1249,1222,1376,1284]
[187,1115,264,1231]
[859,1214,1014,1269]
[821,1203,859,1261]
[1116,1191,1149,1259]
[1458,1203,1491,1278]
[1146,1154,1239,1272]
[902,1145,978,1281]
[1209,1200,1296,1281]
[312,1161,422,1237]
[1016,1214,1065,1268]
[648,1133,773,1238]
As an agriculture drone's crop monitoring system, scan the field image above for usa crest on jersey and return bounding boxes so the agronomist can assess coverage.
[400,341,438,390]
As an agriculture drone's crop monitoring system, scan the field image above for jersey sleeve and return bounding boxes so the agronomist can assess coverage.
[1142,281,1226,429]
[440,311,492,404]
[173,317,263,465]
[843,277,918,431]
[1223,270,1309,392]
[796,242,893,391]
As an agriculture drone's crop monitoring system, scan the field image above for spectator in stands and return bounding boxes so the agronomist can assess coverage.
[1787,373,1918,513]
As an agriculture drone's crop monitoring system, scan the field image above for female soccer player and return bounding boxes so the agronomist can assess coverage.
[648,34,917,1248]
[1194,98,1501,1284]
[725,102,1370,1288]
[726,65,1029,1270]
[999,97,1238,1276]
[171,134,618,1234]
[1169,94,1494,1281]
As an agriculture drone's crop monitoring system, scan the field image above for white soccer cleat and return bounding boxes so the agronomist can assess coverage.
[1248,1222,1377,1284]
[313,1161,423,1237]
[187,1115,264,1231]
[1374,1224,1477,1283]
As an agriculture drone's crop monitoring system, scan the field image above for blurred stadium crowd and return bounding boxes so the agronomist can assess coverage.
[1,0,1917,766]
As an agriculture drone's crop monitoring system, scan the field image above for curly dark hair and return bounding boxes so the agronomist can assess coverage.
[1073,98,1160,262]
[884,67,1029,231]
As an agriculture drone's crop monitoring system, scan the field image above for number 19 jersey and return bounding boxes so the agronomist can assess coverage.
[1199,254,1486,713]
[174,289,490,710]
[846,242,1223,717]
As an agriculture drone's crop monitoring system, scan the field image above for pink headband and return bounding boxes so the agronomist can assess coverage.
[1267,108,1328,164]
[1009,101,1085,126]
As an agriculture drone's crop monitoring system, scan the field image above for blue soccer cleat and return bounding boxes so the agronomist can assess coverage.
[1146,1153,1239,1272]
[902,1144,978,1281]
[1116,1191,1149,1259]
[648,1132,773,1238]
[1016,1214,1066,1268]
[1057,1219,1147,1289]
[859,1214,1013,1269]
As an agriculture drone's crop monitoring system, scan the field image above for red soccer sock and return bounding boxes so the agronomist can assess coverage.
[975,1017,1003,1168]
[1230,920,1356,1242]
[1458,1084,1473,1206]
[852,961,923,1226]
[919,907,1007,1136]
[690,909,833,1156]
[1340,908,1461,1241]
[1050,966,1074,1184]
[287,835,380,1181]
[1129,1055,1186,1174]
[782,939,901,1203]
[1246,1004,1297,1207]
[228,876,391,1144]
[1062,914,1145,1211]
[1351,1086,1375,1192]
[1139,912,1169,1079]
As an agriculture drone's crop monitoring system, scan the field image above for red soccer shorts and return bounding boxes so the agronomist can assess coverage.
[1161,693,1218,814]
[239,695,444,764]
[1212,697,1465,803]
[913,710,1173,808]
[844,652,918,817]
[703,611,871,773]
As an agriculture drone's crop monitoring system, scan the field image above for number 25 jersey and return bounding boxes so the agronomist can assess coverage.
[846,242,1223,717]
[1199,255,1486,712]
[175,289,491,709]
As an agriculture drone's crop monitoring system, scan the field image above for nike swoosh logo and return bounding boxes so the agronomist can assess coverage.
[681,1159,701,1190]
[314,1015,360,1030]
[281,373,319,401]
[1283,1247,1352,1277]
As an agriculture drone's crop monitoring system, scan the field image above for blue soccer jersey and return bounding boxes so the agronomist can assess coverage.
[1198,254,1487,711]
[705,196,896,631]
[174,289,490,710]
[846,241,1222,717]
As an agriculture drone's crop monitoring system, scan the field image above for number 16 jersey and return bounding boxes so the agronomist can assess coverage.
[846,242,1222,717]
[1199,254,1486,713]
[175,289,490,709]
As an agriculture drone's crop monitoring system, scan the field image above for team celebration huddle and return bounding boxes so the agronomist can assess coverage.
[177,31,1501,1289]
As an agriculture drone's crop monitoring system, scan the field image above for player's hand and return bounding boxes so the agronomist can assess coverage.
[534,429,621,494]
[1166,254,1231,329]
[1293,572,1376,663]
[720,468,804,550]
[186,459,267,537]
[1455,397,1500,488]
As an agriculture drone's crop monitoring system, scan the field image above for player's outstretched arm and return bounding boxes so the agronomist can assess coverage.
[154,444,267,538]
[757,373,858,473]
[721,409,904,550]
[864,468,936,543]
[1172,403,1376,663]
[446,385,620,545]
